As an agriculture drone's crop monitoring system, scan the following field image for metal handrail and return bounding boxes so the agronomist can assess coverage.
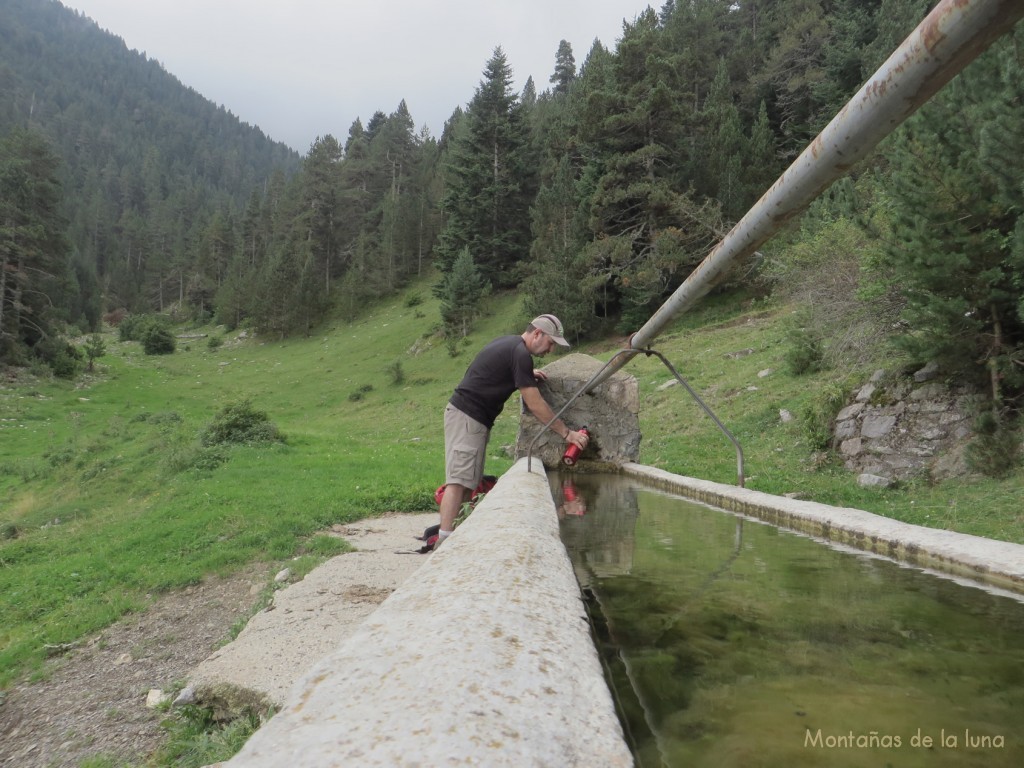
[526,347,745,487]
[644,348,745,488]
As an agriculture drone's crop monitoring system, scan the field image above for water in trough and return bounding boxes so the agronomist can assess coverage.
[552,471,1024,767]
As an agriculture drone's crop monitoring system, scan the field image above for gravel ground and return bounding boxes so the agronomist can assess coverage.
[0,512,435,767]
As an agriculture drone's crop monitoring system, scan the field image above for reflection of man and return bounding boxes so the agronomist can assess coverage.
[558,480,587,518]
[558,497,588,518]
[436,315,590,550]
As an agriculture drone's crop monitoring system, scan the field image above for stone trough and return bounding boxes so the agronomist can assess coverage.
[217,355,1024,766]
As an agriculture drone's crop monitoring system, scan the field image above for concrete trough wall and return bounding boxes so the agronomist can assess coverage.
[622,463,1024,596]
[219,456,1023,766]
[221,458,633,768]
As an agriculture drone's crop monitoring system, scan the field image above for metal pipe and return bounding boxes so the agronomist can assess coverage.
[588,0,1024,389]
[526,348,745,486]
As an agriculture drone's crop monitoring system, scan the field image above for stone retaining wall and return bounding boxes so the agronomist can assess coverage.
[834,365,985,487]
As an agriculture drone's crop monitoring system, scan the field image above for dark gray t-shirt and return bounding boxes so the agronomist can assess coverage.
[449,335,536,428]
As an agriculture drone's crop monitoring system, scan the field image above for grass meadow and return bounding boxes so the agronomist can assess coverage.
[2,275,1023,693]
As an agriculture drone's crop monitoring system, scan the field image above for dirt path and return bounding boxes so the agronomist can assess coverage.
[0,513,435,767]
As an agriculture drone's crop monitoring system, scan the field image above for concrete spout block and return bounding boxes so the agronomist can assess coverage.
[515,353,641,468]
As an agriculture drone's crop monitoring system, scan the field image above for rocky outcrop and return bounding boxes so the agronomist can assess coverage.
[834,365,985,487]
[515,353,641,468]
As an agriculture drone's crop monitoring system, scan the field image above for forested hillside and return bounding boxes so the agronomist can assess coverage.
[0,0,299,339]
[3,0,1023,429]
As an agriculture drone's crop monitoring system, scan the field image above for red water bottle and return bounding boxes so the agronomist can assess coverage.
[561,427,589,466]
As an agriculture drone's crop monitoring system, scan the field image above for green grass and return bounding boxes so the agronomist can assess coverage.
[1,275,1022,704]
[621,292,1024,544]
[0,279,525,691]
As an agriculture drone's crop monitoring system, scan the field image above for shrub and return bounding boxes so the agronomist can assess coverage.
[132,411,183,426]
[34,338,83,379]
[200,400,282,447]
[763,214,900,372]
[387,360,405,386]
[965,412,1022,479]
[783,310,823,376]
[102,308,128,327]
[142,325,176,355]
[348,384,373,402]
[801,381,848,450]
[118,314,148,342]
[120,314,173,345]
[46,447,75,467]
[83,335,106,371]
[190,445,231,472]
[445,334,460,358]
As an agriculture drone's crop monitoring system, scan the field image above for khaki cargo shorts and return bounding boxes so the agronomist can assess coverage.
[444,404,489,489]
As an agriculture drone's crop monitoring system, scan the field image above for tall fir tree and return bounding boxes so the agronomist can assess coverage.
[745,99,780,205]
[298,134,343,300]
[0,128,75,365]
[436,47,534,289]
[523,155,593,342]
[699,59,749,220]
[575,9,724,328]
[550,40,577,95]
[757,0,832,159]
[370,101,422,290]
[880,35,1024,408]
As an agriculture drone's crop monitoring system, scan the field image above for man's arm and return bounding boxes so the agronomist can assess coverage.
[520,386,588,448]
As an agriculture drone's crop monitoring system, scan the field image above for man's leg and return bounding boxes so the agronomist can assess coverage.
[436,483,471,549]
[439,404,488,550]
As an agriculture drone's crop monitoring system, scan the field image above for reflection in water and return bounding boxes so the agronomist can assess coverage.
[557,478,588,518]
[556,473,639,586]
[551,472,1024,768]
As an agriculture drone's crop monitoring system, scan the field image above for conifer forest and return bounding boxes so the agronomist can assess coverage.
[2,0,1023,415]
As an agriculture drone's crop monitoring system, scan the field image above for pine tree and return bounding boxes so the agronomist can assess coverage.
[410,129,443,278]
[521,76,537,109]
[337,119,374,281]
[439,247,491,341]
[523,38,596,337]
[436,48,533,289]
[699,59,748,220]
[299,135,343,299]
[756,0,832,158]
[523,157,593,342]
[550,40,577,95]
[0,128,73,365]
[575,9,724,328]
[881,35,1024,408]
[862,0,931,74]
[746,100,779,205]
[813,0,882,117]
[370,101,422,289]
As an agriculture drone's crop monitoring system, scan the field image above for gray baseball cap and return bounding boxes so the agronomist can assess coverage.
[531,314,569,346]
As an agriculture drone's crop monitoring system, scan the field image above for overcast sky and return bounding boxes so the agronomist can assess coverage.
[61,0,655,153]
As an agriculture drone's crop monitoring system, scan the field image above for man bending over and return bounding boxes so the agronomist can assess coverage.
[435,314,589,549]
